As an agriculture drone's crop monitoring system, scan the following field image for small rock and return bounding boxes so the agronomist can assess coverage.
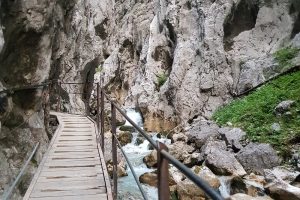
[143,150,157,168]
[271,123,281,132]
[106,160,128,178]
[218,127,246,151]
[237,143,281,175]
[274,100,295,116]
[117,131,133,146]
[231,176,265,197]
[135,136,144,145]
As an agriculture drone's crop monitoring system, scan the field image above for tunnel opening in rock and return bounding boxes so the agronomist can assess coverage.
[223,0,259,51]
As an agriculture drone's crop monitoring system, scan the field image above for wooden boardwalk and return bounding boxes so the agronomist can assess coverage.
[24,112,112,200]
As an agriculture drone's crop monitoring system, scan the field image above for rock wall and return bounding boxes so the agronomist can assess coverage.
[95,0,300,132]
[0,0,105,197]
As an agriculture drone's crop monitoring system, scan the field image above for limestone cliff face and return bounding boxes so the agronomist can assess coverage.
[0,0,300,197]
[0,0,104,197]
[95,0,300,132]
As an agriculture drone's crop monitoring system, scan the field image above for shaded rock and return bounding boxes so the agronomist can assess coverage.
[117,131,133,146]
[139,170,176,187]
[218,127,246,151]
[183,152,203,167]
[119,125,135,132]
[171,132,188,143]
[143,150,157,168]
[274,100,295,116]
[237,143,281,175]
[185,120,220,148]
[231,176,265,197]
[230,193,273,200]
[265,179,300,200]
[135,136,144,145]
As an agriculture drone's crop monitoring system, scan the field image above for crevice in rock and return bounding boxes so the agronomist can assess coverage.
[95,18,108,40]
[291,13,300,39]
[223,0,259,51]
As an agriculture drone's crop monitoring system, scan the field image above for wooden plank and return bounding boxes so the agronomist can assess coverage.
[30,194,107,200]
[42,165,102,172]
[34,180,105,190]
[30,189,107,198]
[37,175,105,183]
[39,171,103,178]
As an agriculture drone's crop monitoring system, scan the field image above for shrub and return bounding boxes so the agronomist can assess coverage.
[157,72,168,87]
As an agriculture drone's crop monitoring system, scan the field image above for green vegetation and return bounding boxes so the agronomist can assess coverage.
[213,71,300,157]
[157,72,168,87]
[274,46,300,70]
[95,66,103,73]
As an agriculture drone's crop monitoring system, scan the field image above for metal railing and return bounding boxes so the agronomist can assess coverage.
[0,80,224,200]
[2,143,39,200]
[96,84,224,200]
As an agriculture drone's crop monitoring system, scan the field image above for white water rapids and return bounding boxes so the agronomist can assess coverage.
[117,109,231,199]
[118,109,170,200]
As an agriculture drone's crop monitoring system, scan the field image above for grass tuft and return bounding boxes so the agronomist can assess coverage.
[157,72,168,87]
[274,46,300,70]
[213,71,300,157]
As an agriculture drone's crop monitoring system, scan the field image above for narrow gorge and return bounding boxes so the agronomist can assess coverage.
[0,0,300,199]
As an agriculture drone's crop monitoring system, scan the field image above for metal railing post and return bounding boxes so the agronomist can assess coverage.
[111,102,118,199]
[56,81,61,112]
[100,89,105,153]
[157,142,170,200]
[96,83,100,130]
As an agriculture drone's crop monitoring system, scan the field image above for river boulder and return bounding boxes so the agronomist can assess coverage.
[218,127,246,151]
[139,170,176,187]
[143,150,157,168]
[117,131,133,146]
[185,120,220,148]
[237,143,281,175]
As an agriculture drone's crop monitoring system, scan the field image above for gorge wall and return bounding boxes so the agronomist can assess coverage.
[0,0,300,198]
[95,0,300,132]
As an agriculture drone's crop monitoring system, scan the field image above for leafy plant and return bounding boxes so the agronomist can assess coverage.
[157,72,168,87]
[213,71,300,157]
[274,46,300,70]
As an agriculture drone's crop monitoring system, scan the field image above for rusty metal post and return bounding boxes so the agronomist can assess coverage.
[100,89,105,153]
[96,83,100,130]
[157,142,170,200]
[111,102,118,199]
[56,81,61,112]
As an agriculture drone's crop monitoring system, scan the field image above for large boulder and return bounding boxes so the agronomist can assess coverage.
[177,166,220,200]
[143,150,157,168]
[117,131,133,146]
[202,139,246,176]
[218,127,246,151]
[192,166,220,188]
[168,141,195,163]
[185,120,220,148]
[265,179,300,200]
[237,143,281,175]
